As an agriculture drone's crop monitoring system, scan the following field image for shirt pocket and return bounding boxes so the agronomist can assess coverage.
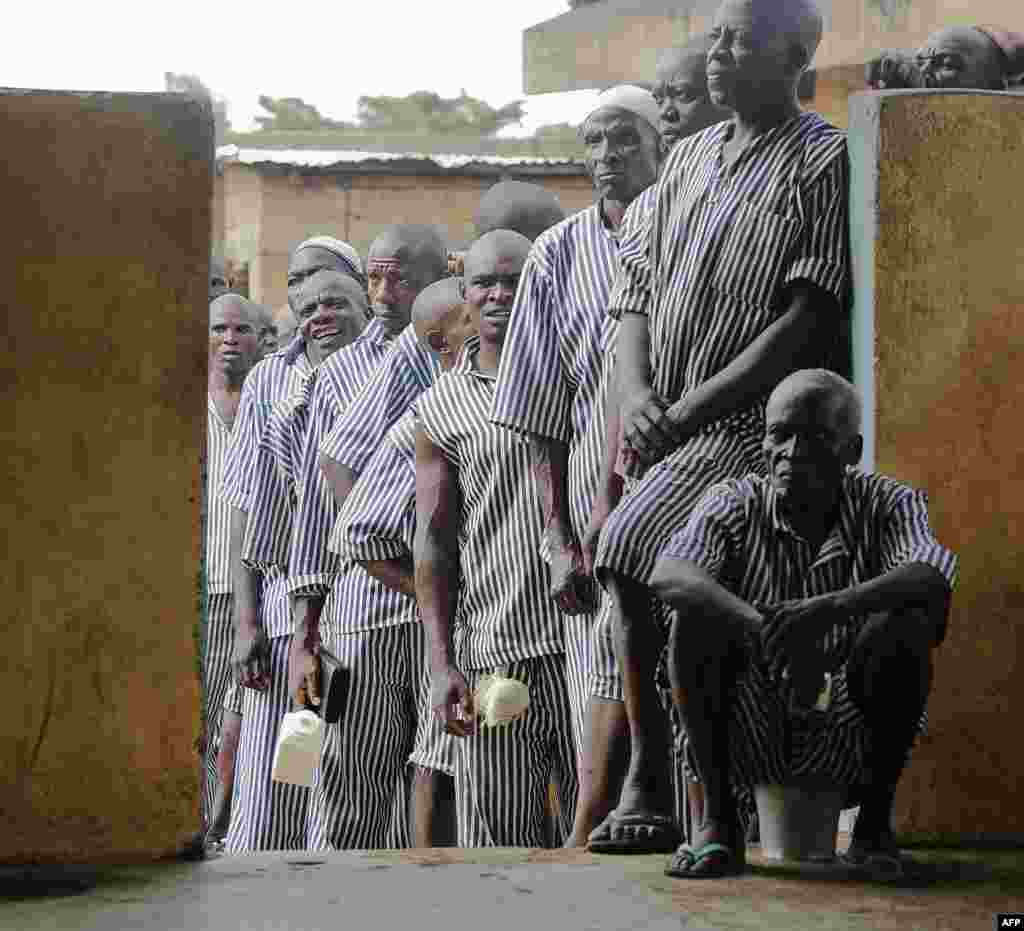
[712,200,802,309]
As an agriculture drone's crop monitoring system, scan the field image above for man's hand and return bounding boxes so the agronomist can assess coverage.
[761,595,847,706]
[865,50,923,90]
[232,624,271,691]
[431,665,476,738]
[288,634,321,710]
[549,543,597,616]
[620,388,680,465]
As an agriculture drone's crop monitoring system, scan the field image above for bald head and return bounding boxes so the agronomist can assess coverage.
[768,369,861,439]
[474,182,566,243]
[209,291,259,326]
[369,224,448,280]
[916,26,1007,89]
[463,229,533,281]
[657,35,715,83]
[714,0,823,68]
[412,278,473,368]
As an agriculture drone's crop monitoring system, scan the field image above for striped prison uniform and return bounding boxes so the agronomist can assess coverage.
[287,321,423,851]
[329,351,477,780]
[662,470,958,799]
[203,396,237,826]
[593,111,851,588]
[417,360,578,847]
[490,192,656,752]
[217,337,312,853]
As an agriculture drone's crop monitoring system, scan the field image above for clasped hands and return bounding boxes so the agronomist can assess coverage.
[620,388,690,471]
[754,594,849,710]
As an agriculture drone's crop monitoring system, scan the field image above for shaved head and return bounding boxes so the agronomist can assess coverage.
[463,229,533,281]
[474,181,566,242]
[715,0,823,65]
[369,224,448,279]
[411,278,473,368]
[209,291,259,326]
[768,369,861,439]
[916,26,1007,90]
[656,34,715,83]
[412,277,464,329]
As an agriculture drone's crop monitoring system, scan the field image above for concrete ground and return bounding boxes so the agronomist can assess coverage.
[2,839,1022,931]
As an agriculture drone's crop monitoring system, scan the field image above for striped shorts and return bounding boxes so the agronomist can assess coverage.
[225,633,310,853]
[455,652,578,848]
[593,429,762,585]
[306,623,419,851]
[202,593,236,826]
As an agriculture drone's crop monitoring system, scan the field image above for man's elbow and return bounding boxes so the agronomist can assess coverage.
[649,556,697,608]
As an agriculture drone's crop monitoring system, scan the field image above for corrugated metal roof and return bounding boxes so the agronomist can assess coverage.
[216,144,585,172]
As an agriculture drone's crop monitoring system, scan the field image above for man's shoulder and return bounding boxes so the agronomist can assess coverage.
[696,474,767,512]
[532,203,601,260]
[844,468,927,511]
[795,112,848,182]
[662,122,728,177]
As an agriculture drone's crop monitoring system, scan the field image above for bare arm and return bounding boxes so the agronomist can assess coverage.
[321,453,359,512]
[359,556,416,598]
[650,556,763,638]
[668,282,835,440]
[413,426,474,736]
[581,372,625,574]
[229,506,270,690]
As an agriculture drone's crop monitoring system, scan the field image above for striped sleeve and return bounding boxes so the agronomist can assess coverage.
[490,248,572,444]
[784,147,850,305]
[660,481,747,579]
[219,374,261,511]
[879,487,958,588]
[416,380,462,466]
[606,191,656,321]
[332,436,416,565]
[319,324,438,475]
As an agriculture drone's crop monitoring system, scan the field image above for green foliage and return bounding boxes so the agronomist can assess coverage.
[254,96,355,132]
[356,90,525,136]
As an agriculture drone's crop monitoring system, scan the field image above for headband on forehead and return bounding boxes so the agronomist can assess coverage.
[294,235,365,283]
[584,85,661,134]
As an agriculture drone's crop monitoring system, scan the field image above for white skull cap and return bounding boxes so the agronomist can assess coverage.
[584,84,662,133]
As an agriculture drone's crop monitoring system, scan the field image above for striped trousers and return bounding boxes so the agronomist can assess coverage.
[225,633,310,852]
[306,623,419,851]
[456,652,578,848]
[409,622,456,777]
[202,593,236,827]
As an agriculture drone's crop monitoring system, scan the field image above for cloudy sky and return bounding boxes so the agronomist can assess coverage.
[6,0,602,134]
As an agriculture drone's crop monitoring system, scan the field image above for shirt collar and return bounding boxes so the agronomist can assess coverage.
[768,470,859,563]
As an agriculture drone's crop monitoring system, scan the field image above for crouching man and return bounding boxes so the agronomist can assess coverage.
[650,370,956,879]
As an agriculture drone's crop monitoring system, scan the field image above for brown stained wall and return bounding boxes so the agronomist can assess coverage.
[848,90,1024,841]
[0,90,212,862]
[227,167,594,308]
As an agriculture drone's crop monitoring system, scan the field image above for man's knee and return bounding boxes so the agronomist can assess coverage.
[847,608,935,716]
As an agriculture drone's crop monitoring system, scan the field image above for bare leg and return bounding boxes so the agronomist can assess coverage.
[567,697,630,846]
[412,767,456,848]
[845,607,937,851]
[666,609,744,854]
[208,710,242,842]
[603,571,672,835]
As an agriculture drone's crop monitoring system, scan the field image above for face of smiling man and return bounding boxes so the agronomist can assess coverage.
[294,269,370,366]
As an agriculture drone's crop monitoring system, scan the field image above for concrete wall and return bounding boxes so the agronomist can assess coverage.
[848,89,1024,842]
[215,166,594,308]
[0,89,212,862]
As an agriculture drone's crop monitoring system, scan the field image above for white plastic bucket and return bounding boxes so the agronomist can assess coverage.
[754,784,844,862]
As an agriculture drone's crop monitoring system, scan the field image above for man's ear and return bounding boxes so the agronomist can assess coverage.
[842,434,864,468]
[427,330,450,355]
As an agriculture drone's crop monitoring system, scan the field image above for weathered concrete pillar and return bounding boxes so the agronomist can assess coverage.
[0,90,212,862]
[848,89,1024,843]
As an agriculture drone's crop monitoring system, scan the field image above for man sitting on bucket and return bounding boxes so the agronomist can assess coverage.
[648,369,957,879]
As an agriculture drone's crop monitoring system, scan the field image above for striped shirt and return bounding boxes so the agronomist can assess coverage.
[217,337,313,639]
[330,339,480,567]
[417,357,563,671]
[319,323,440,477]
[610,111,850,467]
[205,395,234,594]
[663,470,958,657]
[284,319,394,596]
[491,191,656,544]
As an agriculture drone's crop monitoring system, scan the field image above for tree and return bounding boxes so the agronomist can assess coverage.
[165,72,230,145]
[253,96,354,132]
[532,122,581,144]
[356,90,524,136]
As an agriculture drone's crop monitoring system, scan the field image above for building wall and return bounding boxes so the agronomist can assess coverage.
[0,90,211,862]
[849,89,1024,842]
[225,166,594,308]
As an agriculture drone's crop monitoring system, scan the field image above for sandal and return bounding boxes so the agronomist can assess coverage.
[665,841,745,879]
[587,811,680,854]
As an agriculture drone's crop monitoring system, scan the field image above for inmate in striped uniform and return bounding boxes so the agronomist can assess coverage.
[217,336,312,853]
[490,191,656,748]
[663,469,957,796]
[286,321,422,851]
[319,322,439,481]
[594,111,851,588]
[203,395,237,827]
[418,362,577,847]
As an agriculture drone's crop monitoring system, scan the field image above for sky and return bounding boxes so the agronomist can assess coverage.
[6,0,602,135]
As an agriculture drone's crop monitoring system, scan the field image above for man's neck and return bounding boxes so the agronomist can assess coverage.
[728,93,801,151]
[601,197,629,232]
[209,368,244,395]
[477,341,501,376]
[780,488,841,551]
